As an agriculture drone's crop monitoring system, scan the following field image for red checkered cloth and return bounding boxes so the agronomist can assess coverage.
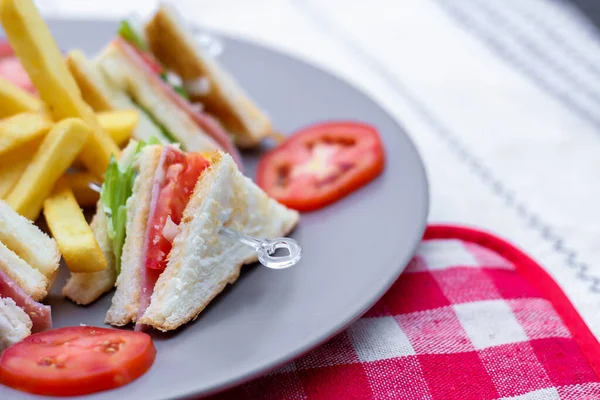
[212,225,600,400]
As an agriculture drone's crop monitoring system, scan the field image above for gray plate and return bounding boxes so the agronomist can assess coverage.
[0,19,429,400]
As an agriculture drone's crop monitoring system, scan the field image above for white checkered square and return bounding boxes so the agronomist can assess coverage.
[454,300,528,349]
[418,239,478,270]
[499,387,560,400]
[465,242,515,270]
[348,317,415,362]
[558,382,600,398]
[397,306,475,354]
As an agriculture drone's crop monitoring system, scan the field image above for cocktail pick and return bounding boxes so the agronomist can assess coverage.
[219,227,302,269]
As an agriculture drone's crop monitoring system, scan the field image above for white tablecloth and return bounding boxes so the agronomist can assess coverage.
[34,0,600,337]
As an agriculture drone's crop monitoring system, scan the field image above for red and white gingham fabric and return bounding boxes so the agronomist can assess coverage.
[212,226,600,400]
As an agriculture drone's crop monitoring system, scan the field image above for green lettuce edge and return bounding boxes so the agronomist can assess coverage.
[100,137,160,275]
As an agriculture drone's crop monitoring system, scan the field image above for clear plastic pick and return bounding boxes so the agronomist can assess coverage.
[219,227,302,269]
[88,183,302,269]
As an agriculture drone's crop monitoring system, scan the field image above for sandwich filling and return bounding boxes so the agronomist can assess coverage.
[0,269,50,333]
[100,138,159,275]
[115,22,243,167]
[137,146,209,325]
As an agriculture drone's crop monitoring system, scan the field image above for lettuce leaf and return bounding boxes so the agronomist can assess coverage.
[100,138,159,275]
[118,20,148,51]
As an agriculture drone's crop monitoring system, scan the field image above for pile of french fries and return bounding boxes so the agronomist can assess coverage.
[0,0,139,274]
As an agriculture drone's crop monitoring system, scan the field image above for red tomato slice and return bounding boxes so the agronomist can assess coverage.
[0,326,156,396]
[257,121,385,212]
[0,40,35,94]
[144,148,209,271]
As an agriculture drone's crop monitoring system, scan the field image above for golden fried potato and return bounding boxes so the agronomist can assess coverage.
[0,112,52,156]
[6,118,91,220]
[0,140,38,198]
[43,180,106,272]
[97,110,139,147]
[0,0,120,177]
[0,77,43,118]
[66,49,113,112]
[63,172,100,207]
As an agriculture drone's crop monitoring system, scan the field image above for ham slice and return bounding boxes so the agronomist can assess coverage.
[136,147,171,328]
[113,38,243,168]
[0,269,51,333]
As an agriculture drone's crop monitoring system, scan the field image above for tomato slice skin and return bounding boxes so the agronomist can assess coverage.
[0,326,156,396]
[257,121,385,212]
[144,148,209,271]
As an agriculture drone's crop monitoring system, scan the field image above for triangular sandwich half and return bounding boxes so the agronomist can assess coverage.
[137,151,299,330]
[145,4,273,148]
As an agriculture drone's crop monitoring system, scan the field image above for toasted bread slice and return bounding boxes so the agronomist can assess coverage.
[138,151,299,331]
[0,297,31,351]
[62,141,139,305]
[66,49,169,144]
[104,145,162,325]
[0,241,47,302]
[97,43,220,154]
[145,5,272,148]
[0,200,59,284]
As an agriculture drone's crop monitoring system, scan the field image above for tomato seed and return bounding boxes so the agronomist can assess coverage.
[37,356,65,368]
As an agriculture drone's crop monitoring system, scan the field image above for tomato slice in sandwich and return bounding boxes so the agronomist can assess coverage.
[0,326,156,396]
[137,147,209,326]
[144,148,209,271]
[0,40,35,93]
[257,121,385,212]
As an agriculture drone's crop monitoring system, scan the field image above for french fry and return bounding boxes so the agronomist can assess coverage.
[43,180,106,273]
[0,140,39,198]
[66,108,135,169]
[66,50,112,112]
[63,172,100,207]
[0,77,43,118]
[6,118,91,220]
[97,110,139,147]
[0,0,120,178]
[0,112,52,156]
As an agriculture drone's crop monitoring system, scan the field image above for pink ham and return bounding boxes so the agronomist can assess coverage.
[113,37,243,168]
[136,147,171,330]
[0,270,51,333]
